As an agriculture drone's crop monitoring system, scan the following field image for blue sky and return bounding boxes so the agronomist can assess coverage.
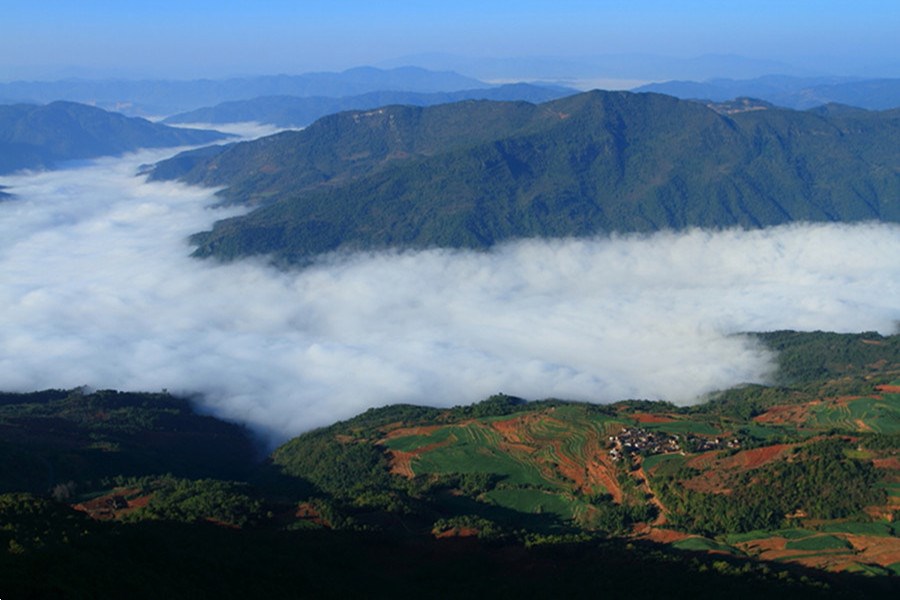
[3,1,899,80]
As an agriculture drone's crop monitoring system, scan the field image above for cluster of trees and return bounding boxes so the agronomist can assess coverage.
[0,388,258,494]
[692,331,900,419]
[657,438,885,535]
[119,477,266,528]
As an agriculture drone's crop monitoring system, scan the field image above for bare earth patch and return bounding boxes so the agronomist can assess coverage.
[722,444,792,470]
[383,424,444,440]
[641,527,693,544]
[435,527,479,539]
[383,429,456,478]
[753,402,818,426]
[873,456,900,470]
[72,488,152,520]
[630,413,675,424]
[683,445,792,494]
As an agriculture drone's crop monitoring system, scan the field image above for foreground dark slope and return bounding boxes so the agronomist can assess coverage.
[0,101,228,174]
[151,90,900,264]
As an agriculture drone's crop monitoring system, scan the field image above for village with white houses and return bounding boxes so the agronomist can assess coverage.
[607,426,741,462]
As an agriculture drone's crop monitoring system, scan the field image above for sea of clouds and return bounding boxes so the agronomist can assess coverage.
[1,134,899,443]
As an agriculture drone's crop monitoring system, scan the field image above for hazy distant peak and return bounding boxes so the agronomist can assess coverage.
[634,75,900,110]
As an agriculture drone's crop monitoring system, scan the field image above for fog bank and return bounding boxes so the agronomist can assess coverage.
[1,149,898,442]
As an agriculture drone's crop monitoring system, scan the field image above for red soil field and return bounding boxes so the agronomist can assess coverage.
[640,527,692,544]
[735,532,900,573]
[73,488,151,520]
[629,413,675,423]
[722,444,792,470]
[586,456,623,504]
[686,445,791,476]
[490,414,624,502]
[875,384,900,394]
[873,457,900,470]
[753,402,817,425]
[383,424,444,440]
[846,534,900,567]
[683,445,792,495]
[388,450,416,478]
[686,450,719,470]
[384,429,456,478]
[435,527,479,539]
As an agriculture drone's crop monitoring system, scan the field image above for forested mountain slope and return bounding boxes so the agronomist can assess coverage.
[0,101,227,174]
[151,90,900,264]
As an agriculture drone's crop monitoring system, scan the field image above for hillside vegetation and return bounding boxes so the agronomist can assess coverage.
[150,90,900,264]
[0,101,227,174]
[1,331,899,597]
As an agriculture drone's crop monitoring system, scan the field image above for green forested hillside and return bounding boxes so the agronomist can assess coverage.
[150,90,900,264]
[0,388,258,493]
[0,101,228,174]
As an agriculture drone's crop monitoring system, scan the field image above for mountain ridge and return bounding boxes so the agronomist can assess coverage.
[0,101,227,174]
[162,83,578,127]
[0,66,489,116]
[150,90,900,264]
[635,75,900,110]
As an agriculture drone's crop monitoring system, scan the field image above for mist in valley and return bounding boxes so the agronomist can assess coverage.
[1,136,898,442]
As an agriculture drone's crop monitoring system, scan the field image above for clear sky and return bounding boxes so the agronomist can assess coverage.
[3,0,899,80]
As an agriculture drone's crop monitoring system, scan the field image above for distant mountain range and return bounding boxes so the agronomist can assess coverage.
[163,83,578,127]
[150,90,900,265]
[377,52,813,83]
[0,101,228,174]
[635,75,900,110]
[0,67,488,116]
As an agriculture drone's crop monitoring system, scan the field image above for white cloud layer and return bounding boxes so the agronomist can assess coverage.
[1,147,899,443]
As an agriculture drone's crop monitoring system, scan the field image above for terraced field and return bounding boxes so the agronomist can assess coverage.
[371,386,900,575]
[808,393,900,434]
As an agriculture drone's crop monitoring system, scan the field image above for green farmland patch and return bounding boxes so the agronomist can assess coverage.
[818,521,894,536]
[785,535,852,551]
[810,396,900,434]
[642,453,685,473]
[672,537,737,554]
[724,528,814,544]
[381,428,454,452]
[842,563,894,576]
[739,422,806,440]
[881,482,900,500]
[483,488,582,521]
[411,425,548,487]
